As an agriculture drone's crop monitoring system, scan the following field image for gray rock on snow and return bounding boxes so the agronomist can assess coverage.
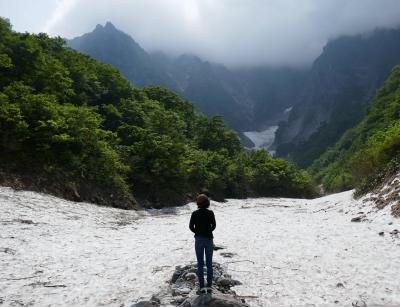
[351,215,366,222]
[172,287,192,296]
[130,301,159,307]
[133,262,248,306]
[216,277,241,288]
[182,293,248,307]
[184,272,197,281]
[352,300,367,307]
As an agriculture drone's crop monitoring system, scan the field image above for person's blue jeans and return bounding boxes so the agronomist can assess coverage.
[195,236,213,288]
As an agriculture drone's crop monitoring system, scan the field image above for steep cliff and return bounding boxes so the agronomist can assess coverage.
[275,28,400,167]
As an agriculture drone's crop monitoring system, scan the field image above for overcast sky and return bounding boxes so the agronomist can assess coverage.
[2,0,400,67]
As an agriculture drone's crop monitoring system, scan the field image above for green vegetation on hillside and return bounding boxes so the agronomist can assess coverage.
[0,18,315,208]
[310,65,400,194]
[275,29,400,169]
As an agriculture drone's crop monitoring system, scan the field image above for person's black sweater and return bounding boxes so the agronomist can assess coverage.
[189,208,216,239]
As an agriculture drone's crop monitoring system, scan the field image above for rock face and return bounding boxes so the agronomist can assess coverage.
[68,22,307,131]
[68,22,174,89]
[131,263,248,307]
[274,28,400,167]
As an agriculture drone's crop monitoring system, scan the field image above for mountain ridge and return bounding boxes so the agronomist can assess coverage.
[68,22,307,132]
[274,28,400,167]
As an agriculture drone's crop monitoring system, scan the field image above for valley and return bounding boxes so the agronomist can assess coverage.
[1,186,399,306]
[1,4,400,306]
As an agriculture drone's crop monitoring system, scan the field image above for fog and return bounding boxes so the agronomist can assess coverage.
[2,0,400,67]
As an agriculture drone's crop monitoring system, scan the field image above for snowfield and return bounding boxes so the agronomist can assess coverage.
[0,186,399,307]
[243,126,278,151]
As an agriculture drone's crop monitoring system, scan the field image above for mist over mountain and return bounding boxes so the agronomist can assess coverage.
[67,22,174,88]
[69,23,307,132]
[274,28,400,167]
[69,22,400,158]
[7,0,399,68]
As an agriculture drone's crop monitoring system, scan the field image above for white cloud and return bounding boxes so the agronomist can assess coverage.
[42,0,78,34]
[6,0,400,67]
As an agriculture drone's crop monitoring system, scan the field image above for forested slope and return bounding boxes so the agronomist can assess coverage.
[275,29,400,168]
[0,18,315,208]
[310,65,400,194]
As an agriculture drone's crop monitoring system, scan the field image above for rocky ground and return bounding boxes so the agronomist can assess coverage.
[132,262,248,307]
[363,173,400,218]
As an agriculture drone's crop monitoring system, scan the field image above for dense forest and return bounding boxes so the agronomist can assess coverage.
[310,65,400,195]
[0,18,316,208]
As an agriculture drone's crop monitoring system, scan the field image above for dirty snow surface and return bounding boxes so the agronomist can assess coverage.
[243,126,278,151]
[1,187,400,307]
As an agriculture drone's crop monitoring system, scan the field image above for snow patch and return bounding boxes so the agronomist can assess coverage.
[284,106,293,114]
[0,187,399,306]
[243,126,278,152]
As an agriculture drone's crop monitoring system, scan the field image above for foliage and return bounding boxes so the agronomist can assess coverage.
[310,65,400,194]
[0,18,316,207]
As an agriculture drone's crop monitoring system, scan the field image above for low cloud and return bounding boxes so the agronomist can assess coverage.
[26,0,400,67]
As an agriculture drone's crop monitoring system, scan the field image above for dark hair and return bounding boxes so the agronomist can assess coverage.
[196,194,210,208]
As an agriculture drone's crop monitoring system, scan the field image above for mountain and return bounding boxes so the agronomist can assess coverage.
[274,28,400,167]
[68,22,174,89]
[69,23,400,159]
[68,23,307,132]
[0,18,316,209]
[309,65,400,194]
[151,52,256,130]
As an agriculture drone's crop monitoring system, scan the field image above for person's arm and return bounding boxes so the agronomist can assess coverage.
[210,211,216,231]
[189,212,196,233]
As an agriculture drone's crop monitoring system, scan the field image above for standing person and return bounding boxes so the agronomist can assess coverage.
[189,194,216,294]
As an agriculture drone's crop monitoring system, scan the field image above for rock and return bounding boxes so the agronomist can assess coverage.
[175,288,192,295]
[336,282,345,288]
[217,278,232,288]
[220,252,236,258]
[378,231,384,236]
[352,300,367,307]
[0,247,16,255]
[351,215,365,222]
[171,266,184,283]
[184,272,197,281]
[216,277,241,288]
[173,287,191,296]
[131,295,160,307]
[14,219,34,224]
[172,296,186,304]
[182,293,249,307]
[143,262,246,306]
[391,203,400,217]
[131,301,159,307]
[149,295,160,304]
